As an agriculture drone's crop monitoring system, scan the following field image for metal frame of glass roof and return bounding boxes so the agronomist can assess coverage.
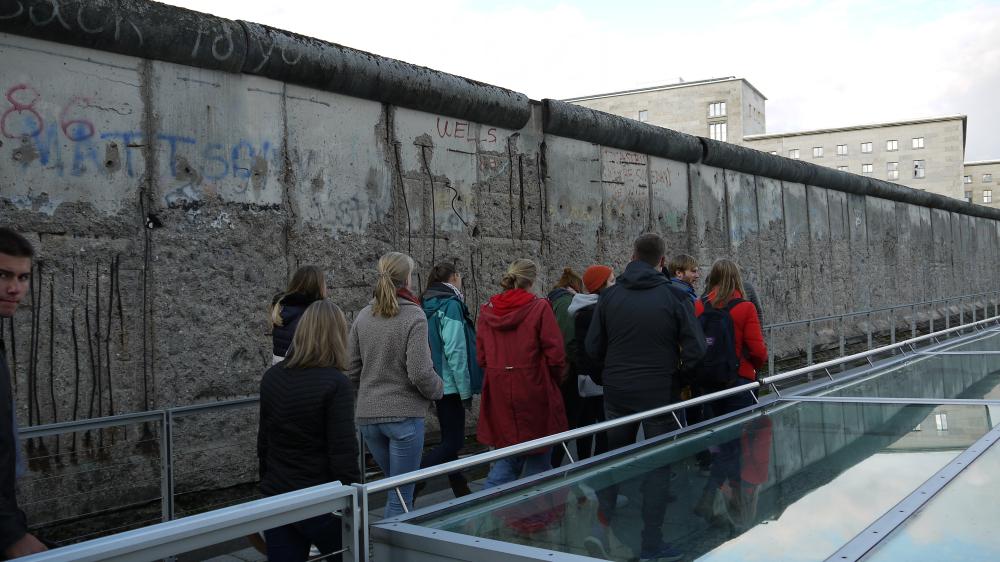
[370,319,1000,561]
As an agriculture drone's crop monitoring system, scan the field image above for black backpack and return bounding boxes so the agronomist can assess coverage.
[696,296,744,391]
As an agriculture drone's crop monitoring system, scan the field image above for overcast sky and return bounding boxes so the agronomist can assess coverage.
[161,0,1000,161]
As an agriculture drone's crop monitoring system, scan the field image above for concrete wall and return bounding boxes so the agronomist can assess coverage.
[1,17,999,432]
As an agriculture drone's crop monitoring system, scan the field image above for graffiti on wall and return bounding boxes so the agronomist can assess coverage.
[2,83,279,204]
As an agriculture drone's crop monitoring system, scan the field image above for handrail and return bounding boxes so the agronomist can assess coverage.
[18,481,358,562]
[368,314,1000,495]
[19,410,165,439]
[760,314,1000,386]
[365,381,759,494]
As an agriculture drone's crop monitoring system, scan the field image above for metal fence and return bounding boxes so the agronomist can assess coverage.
[13,290,1000,548]
[763,290,1000,375]
[19,481,358,562]
[16,314,1000,561]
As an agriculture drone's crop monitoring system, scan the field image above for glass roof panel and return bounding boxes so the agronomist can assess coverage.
[411,402,998,562]
[865,439,1000,561]
[811,332,1000,401]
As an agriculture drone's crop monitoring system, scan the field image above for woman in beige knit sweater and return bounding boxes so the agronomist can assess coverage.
[348,252,443,518]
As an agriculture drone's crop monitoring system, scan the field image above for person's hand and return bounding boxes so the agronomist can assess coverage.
[4,533,47,558]
[462,398,473,411]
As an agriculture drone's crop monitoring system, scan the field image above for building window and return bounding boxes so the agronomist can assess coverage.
[861,142,872,153]
[638,110,648,123]
[788,148,800,159]
[935,413,948,431]
[912,137,925,149]
[965,190,973,202]
[886,139,898,151]
[985,174,994,183]
[836,144,848,156]
[709,122,728,142]
[964,175,973,184]
[985,190,994,204]
[837,165,849,171]
[913,160,925,179]
[862,163,873,175]
[887,162,899,180]
[813,146,824,158]
[708,102,727,118]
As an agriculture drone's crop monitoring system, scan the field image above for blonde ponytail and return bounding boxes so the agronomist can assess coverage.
[500,259,537,290]
[372,252,414,318]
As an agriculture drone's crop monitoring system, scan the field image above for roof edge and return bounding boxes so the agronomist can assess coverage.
[744,115,968,141]
[563,76,767,103]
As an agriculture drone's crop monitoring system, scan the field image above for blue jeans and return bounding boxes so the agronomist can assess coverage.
[360,418,425,518]
[263,513,342,562]
[483,450,552,489]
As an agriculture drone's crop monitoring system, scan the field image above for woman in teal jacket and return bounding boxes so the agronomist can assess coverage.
[419,262,482,498]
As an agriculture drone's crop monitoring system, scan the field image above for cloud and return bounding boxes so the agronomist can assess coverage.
[159,0,1000,160]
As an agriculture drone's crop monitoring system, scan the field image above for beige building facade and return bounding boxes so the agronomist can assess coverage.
[567,78,995,206]
[963,160,1000,208]
[563,77,766,145]
[743,116,967,200]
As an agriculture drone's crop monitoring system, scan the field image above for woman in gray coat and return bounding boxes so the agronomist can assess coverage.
[348,252,443,517]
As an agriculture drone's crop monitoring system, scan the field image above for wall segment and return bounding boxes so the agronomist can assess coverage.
[1,4,999,472]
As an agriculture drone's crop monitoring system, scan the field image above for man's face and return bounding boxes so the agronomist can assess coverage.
[0,253,32,318]
[676,266,700,286]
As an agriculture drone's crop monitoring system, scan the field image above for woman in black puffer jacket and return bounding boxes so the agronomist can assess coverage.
[270,266,326,364]
[258,300,360,562]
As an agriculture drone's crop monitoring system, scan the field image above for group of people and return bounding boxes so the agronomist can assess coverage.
[257,232,768,562]
[0,226,767,562]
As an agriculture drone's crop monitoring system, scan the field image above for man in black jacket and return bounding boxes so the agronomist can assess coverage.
[0,228,46,558]
[584,233,705,562]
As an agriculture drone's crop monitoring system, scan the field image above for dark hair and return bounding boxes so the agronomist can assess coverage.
[425,262,458,295]
[0,228,34,258]
[633,233,665,266]
[553,267,583,292]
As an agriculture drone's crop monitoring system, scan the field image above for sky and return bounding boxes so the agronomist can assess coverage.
[160,0,1000,161]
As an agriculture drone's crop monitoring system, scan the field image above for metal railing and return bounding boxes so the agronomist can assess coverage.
[19,313,1000,561]
[18,481,358,562]
[18,398,260,545]
[14,291,1000,550]
[354,313,1000,560]
[763,290,1000,375]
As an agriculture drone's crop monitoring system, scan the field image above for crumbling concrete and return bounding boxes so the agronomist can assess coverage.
[1,2,1000,532]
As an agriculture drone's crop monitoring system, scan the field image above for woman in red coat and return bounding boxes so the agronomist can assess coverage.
[477,259,567,489]
[693,259,768,521]
[694,259,768,405]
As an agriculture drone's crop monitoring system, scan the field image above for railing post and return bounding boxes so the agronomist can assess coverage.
[838,315,846,372]
[890,309,896,346]
[945,300,950,330]
[806,320,814,366]
[160,411,175,523]
[911,304,917,340]
[960,298,965,327]
[342,488,362,562]
[867,312,873,351]
[352,483,371,562]
[768,326,775,377]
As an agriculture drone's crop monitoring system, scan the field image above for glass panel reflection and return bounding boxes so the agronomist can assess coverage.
[819,333,1000,401]
[413,402,997,561]
[866,437,1000,561]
